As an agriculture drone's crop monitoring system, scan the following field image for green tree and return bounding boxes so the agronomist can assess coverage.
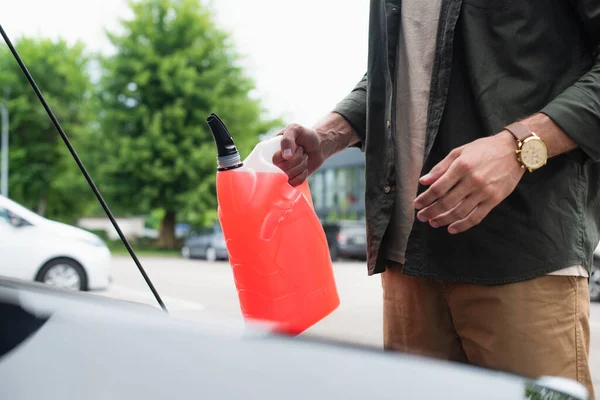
[98,0,281,248]
[0,37,96,221]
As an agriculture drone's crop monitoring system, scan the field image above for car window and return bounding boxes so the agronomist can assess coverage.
[0,198,42,225]
[8,210,31,227]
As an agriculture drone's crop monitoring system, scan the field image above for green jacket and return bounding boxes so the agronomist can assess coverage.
[332,0,600,283]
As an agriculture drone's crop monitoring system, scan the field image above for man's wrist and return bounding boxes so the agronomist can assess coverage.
[519,113,577,158]
[494,129,528,175]
[496,129,517,147]
[313,112,361,159]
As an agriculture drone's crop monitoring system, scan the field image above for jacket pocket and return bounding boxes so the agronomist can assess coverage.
[463,0,512,10]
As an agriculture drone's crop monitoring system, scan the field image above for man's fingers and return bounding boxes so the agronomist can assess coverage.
[427,194,478,228]
[414,159,467,210]
[272,149,287,164]
[447,201,493,234]
[419,148,462,186]
[284,153,308,183]
[289,169,309,187]
[416,183,472,222]
[279,124,306,160]
[272,150,283,164]
[274,146,304,170]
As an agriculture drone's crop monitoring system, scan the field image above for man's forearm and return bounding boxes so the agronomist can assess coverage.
[519,112,578,158]
[313,112,361,159]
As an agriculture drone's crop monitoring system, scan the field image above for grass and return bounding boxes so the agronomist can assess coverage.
[106,240,182,258]
[109,246,181,257]
[84,229,183,258]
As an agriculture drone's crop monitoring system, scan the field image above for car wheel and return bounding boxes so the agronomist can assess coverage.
[589,259,600,302]
[36,258,87,291]
[181,246,191,259]
[205,247,217,262]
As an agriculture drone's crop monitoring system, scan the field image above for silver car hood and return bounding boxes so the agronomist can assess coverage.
[0,277,586,400]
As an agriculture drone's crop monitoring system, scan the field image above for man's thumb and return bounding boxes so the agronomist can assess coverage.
[280,125,301,160]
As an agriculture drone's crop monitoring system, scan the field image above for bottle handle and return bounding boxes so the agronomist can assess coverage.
[259,135,314,208]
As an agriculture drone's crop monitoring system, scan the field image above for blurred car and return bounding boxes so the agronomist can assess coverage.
[589,244,600,301]
[181,223,228,261]
[0,195,111,291]
[322,220,367,261]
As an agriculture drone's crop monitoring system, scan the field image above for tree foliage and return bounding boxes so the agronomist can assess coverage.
[0,37,96,221]
[97,0,282,247]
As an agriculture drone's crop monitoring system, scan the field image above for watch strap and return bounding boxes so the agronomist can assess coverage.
[504,122,532,142]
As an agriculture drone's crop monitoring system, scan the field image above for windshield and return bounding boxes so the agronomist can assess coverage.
[0,196,39,225]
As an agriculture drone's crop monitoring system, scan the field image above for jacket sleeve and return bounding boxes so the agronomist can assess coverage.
[331,73,368,151]
[540,1,600,162]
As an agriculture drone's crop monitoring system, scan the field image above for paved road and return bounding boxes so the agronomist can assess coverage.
[96,255,600,393]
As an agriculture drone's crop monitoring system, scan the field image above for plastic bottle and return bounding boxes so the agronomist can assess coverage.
[207,113,340,335]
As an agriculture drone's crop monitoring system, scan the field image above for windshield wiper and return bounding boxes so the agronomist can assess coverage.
[0,24,168,313]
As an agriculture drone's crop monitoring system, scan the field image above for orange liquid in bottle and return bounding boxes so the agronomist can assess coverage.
[217,169,340,335]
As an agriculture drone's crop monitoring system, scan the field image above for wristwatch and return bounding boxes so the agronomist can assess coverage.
[504,122,548,172]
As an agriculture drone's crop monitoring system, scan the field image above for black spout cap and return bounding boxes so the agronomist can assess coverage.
[207,113,239,158]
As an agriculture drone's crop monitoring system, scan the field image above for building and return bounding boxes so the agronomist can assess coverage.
[308,147,366,221]
[76,216,146,240]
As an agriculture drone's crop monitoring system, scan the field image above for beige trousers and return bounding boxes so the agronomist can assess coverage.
[381,266,594,399]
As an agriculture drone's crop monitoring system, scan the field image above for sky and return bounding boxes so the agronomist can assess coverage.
[2,0,369,127]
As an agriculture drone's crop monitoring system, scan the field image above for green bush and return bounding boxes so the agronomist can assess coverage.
[106,236,183,252]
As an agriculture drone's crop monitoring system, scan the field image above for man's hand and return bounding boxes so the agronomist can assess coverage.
[413,131,525,234]
[272,124,325,187]
[273,113,360,186]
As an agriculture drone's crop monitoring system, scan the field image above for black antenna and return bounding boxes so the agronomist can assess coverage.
[0,24,168,313]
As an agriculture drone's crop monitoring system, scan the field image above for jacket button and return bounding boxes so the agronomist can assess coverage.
[386,120,391,129]
[384,185,391,193]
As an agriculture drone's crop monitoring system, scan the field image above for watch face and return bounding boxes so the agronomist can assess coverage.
[520,138,548,169]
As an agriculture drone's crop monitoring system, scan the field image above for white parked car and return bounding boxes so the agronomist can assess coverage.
[0,195,111,291]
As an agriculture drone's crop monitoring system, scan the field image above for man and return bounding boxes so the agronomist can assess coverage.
[273,0,600,397]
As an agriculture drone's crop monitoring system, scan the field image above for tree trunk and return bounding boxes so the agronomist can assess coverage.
[157,210,177,249]
[37,196,47,216]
